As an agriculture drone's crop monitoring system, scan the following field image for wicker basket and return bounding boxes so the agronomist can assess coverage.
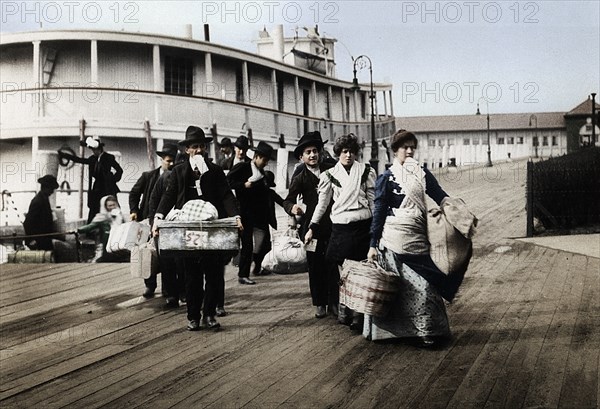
[339,259,400,317]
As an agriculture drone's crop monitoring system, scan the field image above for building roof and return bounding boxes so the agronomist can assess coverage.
[565,98,600,116]
[396,112,566,133]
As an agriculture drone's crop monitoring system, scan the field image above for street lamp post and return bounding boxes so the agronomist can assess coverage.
[351,55,378,173]
[476,97,493,167]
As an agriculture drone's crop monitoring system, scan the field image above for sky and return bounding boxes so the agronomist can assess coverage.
[1,0,599,117]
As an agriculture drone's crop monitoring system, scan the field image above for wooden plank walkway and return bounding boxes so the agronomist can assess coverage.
[1,160,598,408]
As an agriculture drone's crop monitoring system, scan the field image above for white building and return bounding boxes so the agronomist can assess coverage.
[0,27,395,222]
[395,97,600,170]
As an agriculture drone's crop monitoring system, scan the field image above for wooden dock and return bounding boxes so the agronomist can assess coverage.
[1,160,599,408]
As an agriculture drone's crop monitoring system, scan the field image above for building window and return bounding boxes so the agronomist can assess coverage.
[552,136,558,146]
[277,80,284,112]
[447,138,454,146]
[438,139,445,147]
[507,137,514,144]
[473,138,479,145]
[428,139,436,147]
[533,136,539,146]
[164,56,193,95]
[463,138,470,145]
[542,136,548,146]
[497,137,505,145]
[517,137,524,144]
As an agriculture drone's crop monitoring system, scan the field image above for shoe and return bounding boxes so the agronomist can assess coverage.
[258,268,271,276]
[329,304,339,317]
[238,277,256,285]
[202,316,221,330]
[187,320,200,331]
[179,296,187,304]
[349,317,364,332]
[216,307,228,317]
[165,297,179,308]
[315,306,327,319]
[142,287,155,298]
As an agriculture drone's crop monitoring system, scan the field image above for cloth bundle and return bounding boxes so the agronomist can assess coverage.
[427,197,477,275]
[176,199,218,222]
[262,229,307,274]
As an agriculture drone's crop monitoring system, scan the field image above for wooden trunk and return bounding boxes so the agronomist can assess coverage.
[158,217,239,257]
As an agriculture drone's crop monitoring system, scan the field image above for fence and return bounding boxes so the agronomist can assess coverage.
[526,147,600,236]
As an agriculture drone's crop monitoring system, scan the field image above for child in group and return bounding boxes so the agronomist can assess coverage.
[78,195,126,262]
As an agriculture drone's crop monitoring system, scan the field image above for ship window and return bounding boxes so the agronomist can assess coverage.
[236,67,243,103]
[164,56,193,96]
[360,93,366,119]
[325,90,331,119]
[277,80,284,111]
[345,95,350,121]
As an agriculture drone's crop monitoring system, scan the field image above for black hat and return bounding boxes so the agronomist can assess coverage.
[252,141,274,159]
[156,143,179,159]
[294,131,325,158]
[218,137,233,148]
[179,126,212,146]
[234,135,250,150]
[37,174,59,189]
[264,170,276,187]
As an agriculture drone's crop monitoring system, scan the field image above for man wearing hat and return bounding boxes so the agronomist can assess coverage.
[58,136,123,223]
[154,126,242,331]
[129,143,178,300]
[221,135,251,170]
[283,132,338,318]
[216,137,234,170]
[23,175,59,251]
[227,141,275,284]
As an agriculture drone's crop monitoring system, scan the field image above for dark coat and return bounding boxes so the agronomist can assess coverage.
[156,160,238,219]
[283,162,334,238]
[61,151,123,206]
[129,167,160,221]
[227,162,273,229]
[148,169,171,225]
[23,191,55,250]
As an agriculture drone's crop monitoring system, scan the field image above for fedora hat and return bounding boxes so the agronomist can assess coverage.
[179,126,212,146]
[156,143,179,159]
[218,137,233,148]
[264,170,276,187]
[82,136,104,149]
[252,141,274,159]
[37,174,59,189]
[294,131,325,158]
[234,135,250,150]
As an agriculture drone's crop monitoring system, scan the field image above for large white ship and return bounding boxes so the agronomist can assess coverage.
[0,25,396,223]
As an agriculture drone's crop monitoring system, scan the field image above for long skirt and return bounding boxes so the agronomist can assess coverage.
[363,247,450,341]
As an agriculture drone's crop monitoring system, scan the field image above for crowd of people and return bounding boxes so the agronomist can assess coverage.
[22,126,468,346]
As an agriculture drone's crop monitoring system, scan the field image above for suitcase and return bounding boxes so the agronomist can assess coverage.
[158,217,239,257]
[107,221,151,253]
[130,241,158,279]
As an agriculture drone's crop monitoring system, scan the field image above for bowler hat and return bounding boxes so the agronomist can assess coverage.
[264,170,276,187]
[179,126,213,146]
[218,137,233,148]
[234,135,250,150]
[37,174,59,189]
[156,143,179,159]
[294,131,325,158]
[252,141,274,159]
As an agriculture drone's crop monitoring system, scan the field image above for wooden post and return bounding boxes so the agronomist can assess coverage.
[526,159,534,237]
[144,119,155,169]
[78,119,86,219]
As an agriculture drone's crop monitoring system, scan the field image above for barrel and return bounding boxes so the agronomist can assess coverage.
[7,250,54,263]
